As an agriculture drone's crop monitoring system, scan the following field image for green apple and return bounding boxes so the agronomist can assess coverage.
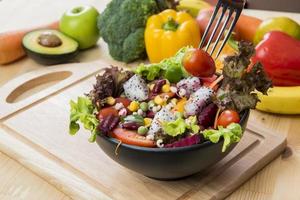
[60,5,100,49]
[254,17,300,45]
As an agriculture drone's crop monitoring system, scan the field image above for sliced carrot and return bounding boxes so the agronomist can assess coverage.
[0,21,59,65]
[235,15,262,42]
[209,75,223,90]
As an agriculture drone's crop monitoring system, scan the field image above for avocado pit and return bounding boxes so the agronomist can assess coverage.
[38,32,62,47]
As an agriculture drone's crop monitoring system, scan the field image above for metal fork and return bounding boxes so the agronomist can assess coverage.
[199,0,246,59]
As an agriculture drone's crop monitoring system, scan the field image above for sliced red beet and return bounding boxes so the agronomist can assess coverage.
[165,134,201,148]
[146,111,155,118]
[198,103,218,129]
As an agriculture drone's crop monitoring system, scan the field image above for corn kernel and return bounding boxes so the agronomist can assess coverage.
[128,101,139,112]
[162,84,170,93]
[156,105,162,111]
[171,98,178,105]
[149,84,155,91]
[106,96,116,105]
[144,118,152,127]
[154,95,164,105]
[162,94,169,101]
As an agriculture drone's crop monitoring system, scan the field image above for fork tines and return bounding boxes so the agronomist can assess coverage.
[199,0,245,59]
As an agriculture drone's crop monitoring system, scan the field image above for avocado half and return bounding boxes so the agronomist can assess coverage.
[22,29,79,65]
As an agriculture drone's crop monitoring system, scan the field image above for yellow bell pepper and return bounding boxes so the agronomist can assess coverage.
[173,97,187,113]
[212,42,236,73]
[145,9,201,63]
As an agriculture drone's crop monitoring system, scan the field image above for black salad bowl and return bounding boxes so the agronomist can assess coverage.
[96,109,250,180]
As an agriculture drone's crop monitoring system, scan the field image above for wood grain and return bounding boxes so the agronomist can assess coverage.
[0,151,67,200]
[0,0,299,200]
[0,61,107,118]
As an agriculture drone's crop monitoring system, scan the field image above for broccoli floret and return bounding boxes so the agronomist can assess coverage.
[98,0,161,63]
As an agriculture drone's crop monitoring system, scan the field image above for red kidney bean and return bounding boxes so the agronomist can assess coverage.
[152,79,166,94]
[121,122,141,130]
[98,114,119,135]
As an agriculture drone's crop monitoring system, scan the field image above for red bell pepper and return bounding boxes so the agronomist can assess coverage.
[252,31,300,86]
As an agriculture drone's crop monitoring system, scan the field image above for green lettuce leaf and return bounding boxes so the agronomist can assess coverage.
[135,64,162,81]
[162,117,187,137]
[187,116,200,134]
[135,46,191,83]
[202,123,242,152]
[162,115,200,137]
[69,96,99,142]
[191,124,200,134]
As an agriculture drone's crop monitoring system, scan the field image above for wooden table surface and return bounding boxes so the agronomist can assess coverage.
[1,1,300,199]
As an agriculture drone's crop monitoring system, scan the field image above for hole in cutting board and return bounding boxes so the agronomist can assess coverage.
[6,71,72,103]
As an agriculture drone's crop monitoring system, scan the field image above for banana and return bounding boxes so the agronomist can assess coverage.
[177,0,211,17]
[256,86,300,114]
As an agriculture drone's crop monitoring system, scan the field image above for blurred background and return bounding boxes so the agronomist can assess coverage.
[206,0,300,12]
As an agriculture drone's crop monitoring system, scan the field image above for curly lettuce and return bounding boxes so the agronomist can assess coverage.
[135,64,162,81]
[88,66,133,108]
[217,41,272,112]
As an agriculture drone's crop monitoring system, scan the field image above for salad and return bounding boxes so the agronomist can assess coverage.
[69,41,272,152]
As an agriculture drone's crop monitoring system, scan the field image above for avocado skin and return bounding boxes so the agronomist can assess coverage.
[23,46,79,65]
[22,29,79,65]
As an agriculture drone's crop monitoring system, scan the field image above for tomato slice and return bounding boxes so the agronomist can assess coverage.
[115,97,131,107]
[111,128,156,148]
[98,107,118,120]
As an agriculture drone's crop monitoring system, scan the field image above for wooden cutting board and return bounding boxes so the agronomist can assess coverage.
[0,62,286,200]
